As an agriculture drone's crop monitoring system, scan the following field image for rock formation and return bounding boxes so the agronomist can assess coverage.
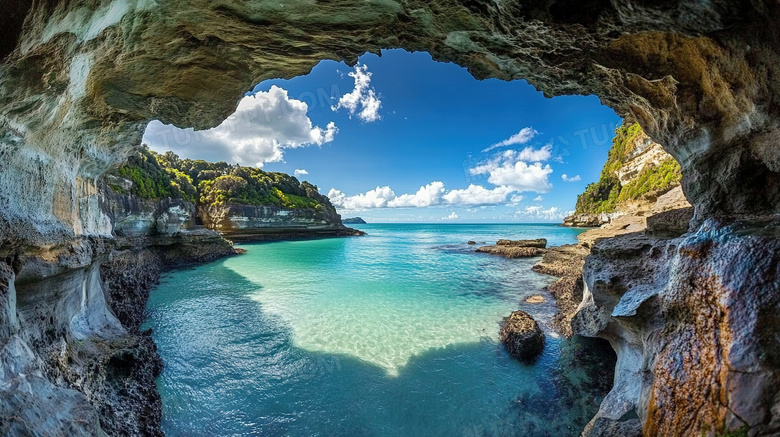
[198,203,359,241]
[499,310,546,363]
[567,123,686,227]
[342,217,367,225]
[476,238,548,258]
[1,0,780,435]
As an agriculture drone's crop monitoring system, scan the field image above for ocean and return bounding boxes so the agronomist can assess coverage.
[143,223,613,436]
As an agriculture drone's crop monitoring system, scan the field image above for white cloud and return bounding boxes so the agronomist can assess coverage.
[294,169,309,177]
[328,186,396,210]
[533,195,543,202]
[482,127,539,152]
[388,182,445,207]
[144,86,337,167]
[328,182,517,211]
[332,64,382,122]
[562,174,582,182]
[469,146,553,192]
[442,185,514,206]
[515,206,566,221]
[508,194,525,206]
[443,212,459,220]
[483,161,553,192]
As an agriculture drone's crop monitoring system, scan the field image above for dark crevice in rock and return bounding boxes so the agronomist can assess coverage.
[0,0,34,61]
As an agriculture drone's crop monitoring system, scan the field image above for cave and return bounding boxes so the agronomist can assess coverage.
[1,0,780,436]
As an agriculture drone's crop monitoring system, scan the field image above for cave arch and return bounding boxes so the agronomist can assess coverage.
[3,0,778,243]
[2,1,780,436]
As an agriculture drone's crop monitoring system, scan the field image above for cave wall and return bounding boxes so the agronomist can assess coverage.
[2,0,780,249]
[1,0,780,436]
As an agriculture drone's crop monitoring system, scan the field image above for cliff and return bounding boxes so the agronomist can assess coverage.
[342,217,367,225]
[565,123,686,227]
[108,148,360,241]
[2,0,780,436]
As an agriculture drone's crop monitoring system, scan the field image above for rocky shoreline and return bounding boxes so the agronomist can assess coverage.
[0,180,363,436]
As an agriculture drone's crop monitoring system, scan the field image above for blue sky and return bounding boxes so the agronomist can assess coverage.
[144,49,622,223]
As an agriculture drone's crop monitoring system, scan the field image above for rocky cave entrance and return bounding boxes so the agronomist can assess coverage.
[134,49,629,225]
[3,1,780,436]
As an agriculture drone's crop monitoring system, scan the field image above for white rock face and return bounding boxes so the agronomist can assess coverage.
[0,264,108,436]
[614,132,674,185]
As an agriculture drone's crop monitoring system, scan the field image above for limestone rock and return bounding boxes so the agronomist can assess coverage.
[499,310,546,363]
[645,207,694,238]
[1,0,780,435]
[496,238,547,248]
[563,213,617,228]
[532,244,590,338]
[476,245,545,258]
[198,203,356,242]
[477,238,548,258]
[575,218,780,436]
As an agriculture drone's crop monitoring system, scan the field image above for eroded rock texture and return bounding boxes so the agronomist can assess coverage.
[1,0,780,436]
[574,218,780,436]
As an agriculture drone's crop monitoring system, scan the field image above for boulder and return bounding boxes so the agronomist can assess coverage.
[496,238,547,248]
[645,207,694,238]
[499,310,546,362]
[476,246,545,258]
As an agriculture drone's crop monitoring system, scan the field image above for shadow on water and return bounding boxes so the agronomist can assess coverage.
[146,252,615,437]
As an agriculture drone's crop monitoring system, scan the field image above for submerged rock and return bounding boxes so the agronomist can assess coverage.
[499,311,546,363]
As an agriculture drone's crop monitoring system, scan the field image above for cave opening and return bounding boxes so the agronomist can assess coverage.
[5,1,778,434]
[136,49,631,225]
[119,49,646,436]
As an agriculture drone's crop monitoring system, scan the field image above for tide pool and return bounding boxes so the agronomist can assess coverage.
[144,224,614,436]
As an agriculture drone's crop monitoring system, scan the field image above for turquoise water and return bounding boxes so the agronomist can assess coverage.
[144,224,613,436]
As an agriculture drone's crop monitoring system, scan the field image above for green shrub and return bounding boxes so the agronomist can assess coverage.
[110,146,334,213]
[575,123,681,214]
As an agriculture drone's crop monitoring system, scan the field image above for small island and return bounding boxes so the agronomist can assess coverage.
[342,217,367,224]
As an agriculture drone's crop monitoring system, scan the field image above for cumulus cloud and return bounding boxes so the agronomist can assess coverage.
[294,169,309,177]
[515,206,566,221]
[328,182,516,211]
[388,182,445,207]
[533,195,544,202]
[561,174,582,182]
[443,212,459,220]
[508,194,525,206]
[144,86,337,167]
[482,127,539,152]
[442,185,515,206]
[327,186,396,210]
[332,64,382,122]
[469,146,553,192]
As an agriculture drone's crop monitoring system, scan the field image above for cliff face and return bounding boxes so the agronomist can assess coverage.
[568,123,687,227]
[574,218,780,436]
[106,148,356,241]
[199,203,351,241]
[1,0,780,436]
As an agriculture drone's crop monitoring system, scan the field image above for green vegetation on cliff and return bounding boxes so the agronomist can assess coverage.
[112,148,197,202]
[575,123,681,214]
[109,147,331,212]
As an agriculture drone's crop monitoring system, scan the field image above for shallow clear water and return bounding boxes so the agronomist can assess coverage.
[144,224,612,436]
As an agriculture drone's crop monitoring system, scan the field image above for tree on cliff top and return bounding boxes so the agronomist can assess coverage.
[109,147,336,213]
